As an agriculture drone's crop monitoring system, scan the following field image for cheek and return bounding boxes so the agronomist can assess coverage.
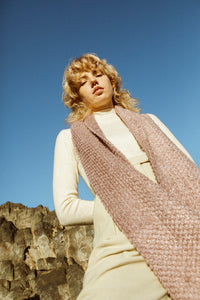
[79,88,88,100]
[108,83,114,95]
[107,79,114,91]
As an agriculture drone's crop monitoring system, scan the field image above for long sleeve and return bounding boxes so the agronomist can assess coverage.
[148,114,194,162]
[53,129,94,225]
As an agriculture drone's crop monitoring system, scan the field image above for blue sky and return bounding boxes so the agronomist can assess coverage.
[1,0,199,211]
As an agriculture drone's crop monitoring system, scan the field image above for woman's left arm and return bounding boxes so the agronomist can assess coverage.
[148,114,194,162]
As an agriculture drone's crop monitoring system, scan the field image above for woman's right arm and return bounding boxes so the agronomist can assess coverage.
[53,129,94,226]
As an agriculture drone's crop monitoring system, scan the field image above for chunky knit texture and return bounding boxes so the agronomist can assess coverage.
[71,105,200,300]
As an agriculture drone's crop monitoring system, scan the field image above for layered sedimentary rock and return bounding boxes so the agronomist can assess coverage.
[0,202,94,300]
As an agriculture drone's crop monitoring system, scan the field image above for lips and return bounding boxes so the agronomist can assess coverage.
[93,86,103,94]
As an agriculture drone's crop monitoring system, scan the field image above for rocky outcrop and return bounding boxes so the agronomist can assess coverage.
[0,202,94,300]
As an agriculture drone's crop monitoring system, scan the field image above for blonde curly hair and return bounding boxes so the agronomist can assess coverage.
[62,53,140,123]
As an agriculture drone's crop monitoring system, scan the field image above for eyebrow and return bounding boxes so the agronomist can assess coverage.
[79,75,88,80]
[79,74,88,79]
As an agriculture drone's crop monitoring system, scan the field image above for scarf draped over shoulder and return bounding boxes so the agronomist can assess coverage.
[71,105,200,300]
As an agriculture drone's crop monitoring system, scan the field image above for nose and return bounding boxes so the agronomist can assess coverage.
[90,76,98,88]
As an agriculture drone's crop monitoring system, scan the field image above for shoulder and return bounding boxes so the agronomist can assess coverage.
[145,113,194,161]
[56,128,71,139]
[145,113,174,139]
[55,128,74,150]
[146,113,162,124]
[54,128,80,162]
[146,113,168,132]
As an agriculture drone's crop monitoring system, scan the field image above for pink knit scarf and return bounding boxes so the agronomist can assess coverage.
[71,105,200,300]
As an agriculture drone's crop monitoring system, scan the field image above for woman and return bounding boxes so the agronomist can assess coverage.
[53,54,200,300]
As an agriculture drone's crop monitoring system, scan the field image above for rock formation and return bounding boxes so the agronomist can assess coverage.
[0,202,94,300]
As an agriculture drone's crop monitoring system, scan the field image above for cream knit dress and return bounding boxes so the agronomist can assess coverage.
[53,108,193,300]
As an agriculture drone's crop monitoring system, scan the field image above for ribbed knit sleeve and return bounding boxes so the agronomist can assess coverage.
[53,129,94,225]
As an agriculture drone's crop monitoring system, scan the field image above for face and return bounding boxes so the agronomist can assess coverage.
[78,71,114,112]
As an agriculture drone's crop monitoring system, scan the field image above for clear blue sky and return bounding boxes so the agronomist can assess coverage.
[1,0,199,211]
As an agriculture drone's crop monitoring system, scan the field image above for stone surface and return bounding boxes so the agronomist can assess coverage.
[0,202,94,300]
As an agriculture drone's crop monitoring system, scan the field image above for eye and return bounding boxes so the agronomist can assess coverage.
[96,74,102,77]
[80,81,87,87]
